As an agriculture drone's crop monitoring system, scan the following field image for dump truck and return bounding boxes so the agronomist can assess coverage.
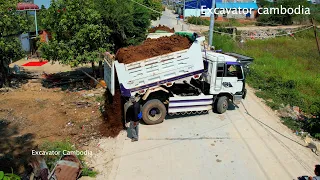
[104,35,253,125]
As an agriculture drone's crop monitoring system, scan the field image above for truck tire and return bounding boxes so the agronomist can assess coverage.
[217,96,228,114]
[142,99,166,125]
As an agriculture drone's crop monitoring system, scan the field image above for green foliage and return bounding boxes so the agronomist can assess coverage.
[210,33,236,52]
[81,167,98,177]
[257,0,272,7]
[0,0,27,87]
[142,0,162,21]
[94,0,160,51]
[209,30,320,138]
[310,4,320,23]
[187,16,210,26]
[40,0,111,67]
[41,0,161,65]
[39,140,77,170]
[39,140,98,177]
[0,169,20,180]
[304,117,320,138]
[281,117,302,132]
[256,0,310,25]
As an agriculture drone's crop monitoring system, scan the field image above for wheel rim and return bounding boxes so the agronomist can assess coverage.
[148,108,162,121]
[223,100,228,110]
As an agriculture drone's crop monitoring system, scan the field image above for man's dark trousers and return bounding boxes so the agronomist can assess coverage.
[131,101,140,140]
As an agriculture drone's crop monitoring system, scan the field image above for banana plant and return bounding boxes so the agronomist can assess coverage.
[0,170,21,180]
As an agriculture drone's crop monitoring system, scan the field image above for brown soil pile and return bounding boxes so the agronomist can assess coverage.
[116,35,192,64]
[99,89,123,138]
[148,25,175,33]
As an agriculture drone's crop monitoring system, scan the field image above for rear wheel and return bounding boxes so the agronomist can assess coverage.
[142,99,166,125]
[216,96,228,114]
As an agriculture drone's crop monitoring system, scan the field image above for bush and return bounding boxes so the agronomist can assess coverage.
[187,16,210,26]
[210,33,235,52]
[39,140,98,177]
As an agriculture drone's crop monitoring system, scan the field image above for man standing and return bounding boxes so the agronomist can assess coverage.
[309,165,320,180]
[130,97,141,142]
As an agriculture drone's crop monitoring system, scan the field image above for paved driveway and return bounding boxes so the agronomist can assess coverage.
[108,87,319,180]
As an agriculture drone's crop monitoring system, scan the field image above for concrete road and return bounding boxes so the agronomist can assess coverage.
[108,87,320,180]
[152,8,189,32]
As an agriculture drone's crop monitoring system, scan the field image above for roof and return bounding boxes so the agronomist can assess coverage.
[17,3,39,10]
[216,2,258,9]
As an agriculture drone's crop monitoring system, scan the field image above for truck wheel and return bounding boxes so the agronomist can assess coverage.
[217,96,228,114]
[142,99,166,125]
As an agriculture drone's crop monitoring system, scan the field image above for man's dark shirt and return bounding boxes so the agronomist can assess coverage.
[132,101,140,122]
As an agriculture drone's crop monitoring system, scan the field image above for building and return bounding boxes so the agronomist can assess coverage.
[184,0,258,18]
[215,2,258,19]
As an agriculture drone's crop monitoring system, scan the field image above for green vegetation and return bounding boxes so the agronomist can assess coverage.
[39,140,98,177]
[187,17,255,27]
[256,0,311,25]
[211,29,320,138]
[187,16,210,26]
[0,170,20,180]
[0,0,28,87]
[40,0,162,72]
[215,19,256,27]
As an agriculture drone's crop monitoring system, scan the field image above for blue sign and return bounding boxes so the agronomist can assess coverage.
[185,0,221,9]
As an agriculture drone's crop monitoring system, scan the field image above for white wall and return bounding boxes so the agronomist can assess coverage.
[185,9,211,17]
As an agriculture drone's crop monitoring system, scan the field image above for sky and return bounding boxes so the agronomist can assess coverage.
[34,0,51,9]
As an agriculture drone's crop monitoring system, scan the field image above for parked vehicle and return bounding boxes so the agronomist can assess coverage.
[104,35,253,125]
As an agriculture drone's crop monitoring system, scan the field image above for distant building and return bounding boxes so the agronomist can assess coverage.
[184,0,258,18]
[215,2,258,19]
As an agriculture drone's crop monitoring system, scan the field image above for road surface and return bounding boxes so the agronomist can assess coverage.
[106,86,319,180]
[89,10,320,180]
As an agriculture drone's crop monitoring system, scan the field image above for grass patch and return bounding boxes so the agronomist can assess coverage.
[39,140,98,177]
[281,117,302,132]
[187,16,210,26]
[209,29,320,138]
[95,95,104,103]
[215,19,256,27]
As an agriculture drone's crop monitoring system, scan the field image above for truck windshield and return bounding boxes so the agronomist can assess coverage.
[226,65,243,79]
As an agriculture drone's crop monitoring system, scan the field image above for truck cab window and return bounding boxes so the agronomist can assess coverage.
[226,65,243,79]
[216,63,224,77]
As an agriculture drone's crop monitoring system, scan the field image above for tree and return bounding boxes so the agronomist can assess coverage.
[94,0,162,52]
[0,0,27,87]
[256,0,310,25]
[40,0,112,76]
[40,0,162,77]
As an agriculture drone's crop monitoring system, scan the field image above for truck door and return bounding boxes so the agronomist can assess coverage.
[224,63,244,94]
[104,58,115,96]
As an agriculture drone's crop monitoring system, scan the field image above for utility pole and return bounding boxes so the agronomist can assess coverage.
[208,0,215,48]
[311,18,320,56]
[183,0,186,21]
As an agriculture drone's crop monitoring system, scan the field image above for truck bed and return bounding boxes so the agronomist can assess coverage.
[104,37,205,97]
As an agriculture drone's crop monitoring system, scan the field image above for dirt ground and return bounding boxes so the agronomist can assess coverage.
[0,79,106,173]
[149,25,175,33]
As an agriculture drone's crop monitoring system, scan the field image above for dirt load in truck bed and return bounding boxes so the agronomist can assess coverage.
[148,25,175,33]
[116,35,192,64]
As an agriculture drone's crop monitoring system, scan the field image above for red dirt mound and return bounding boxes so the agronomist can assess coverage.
[116,35,192,64]
[149,25,175,33]
[99,89,123,138]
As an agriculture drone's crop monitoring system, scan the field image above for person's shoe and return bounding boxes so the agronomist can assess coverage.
[131,139,138,142]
